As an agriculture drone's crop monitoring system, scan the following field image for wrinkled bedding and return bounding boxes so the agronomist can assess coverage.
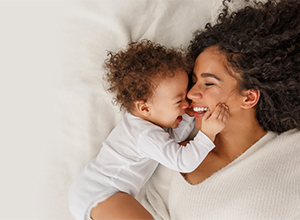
[1,1,222,219]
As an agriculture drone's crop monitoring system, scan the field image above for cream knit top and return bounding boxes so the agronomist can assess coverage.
[138,129,300,220]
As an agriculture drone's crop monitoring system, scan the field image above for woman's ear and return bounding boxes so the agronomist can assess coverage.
[134,100,151,116]
[241,89,260,109]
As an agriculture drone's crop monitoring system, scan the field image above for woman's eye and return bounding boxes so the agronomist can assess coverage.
[205,83,214,86]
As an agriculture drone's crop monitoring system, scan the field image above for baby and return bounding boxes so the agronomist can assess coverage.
[69,40,229,220]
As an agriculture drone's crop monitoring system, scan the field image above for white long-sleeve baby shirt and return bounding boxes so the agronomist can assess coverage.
[69,112,214,220]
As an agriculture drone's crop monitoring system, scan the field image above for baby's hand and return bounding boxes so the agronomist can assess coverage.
[201,103,229,142]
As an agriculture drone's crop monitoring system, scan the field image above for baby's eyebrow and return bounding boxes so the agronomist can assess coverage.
[172,94,182,101]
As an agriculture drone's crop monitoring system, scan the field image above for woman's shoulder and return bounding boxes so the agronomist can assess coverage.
[269,129,300,160]
[265,129,300,154]
[277,128,300,141]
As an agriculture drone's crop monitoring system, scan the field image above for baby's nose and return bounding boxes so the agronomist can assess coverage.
[182,99,189,109]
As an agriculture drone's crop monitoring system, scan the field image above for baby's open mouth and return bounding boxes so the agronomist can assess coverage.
[177,115,183,122]
[193,107,209,113]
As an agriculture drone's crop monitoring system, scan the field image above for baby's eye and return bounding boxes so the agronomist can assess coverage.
[176,100,182,104]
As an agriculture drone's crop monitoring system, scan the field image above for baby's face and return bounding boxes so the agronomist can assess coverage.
[146,69,189,129]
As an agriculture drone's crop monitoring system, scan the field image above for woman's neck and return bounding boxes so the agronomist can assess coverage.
[213,115,267,162]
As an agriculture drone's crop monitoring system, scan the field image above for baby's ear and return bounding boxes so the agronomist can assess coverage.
[241,89,260,109]
[134,100,151,117]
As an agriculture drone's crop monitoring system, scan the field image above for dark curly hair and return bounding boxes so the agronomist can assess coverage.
[104,40,190,112]
[187,0,300,134]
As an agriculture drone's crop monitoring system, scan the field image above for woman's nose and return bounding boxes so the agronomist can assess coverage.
[187,84,202,101]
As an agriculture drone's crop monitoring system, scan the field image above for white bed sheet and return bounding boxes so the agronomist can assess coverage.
[0,1,222,219]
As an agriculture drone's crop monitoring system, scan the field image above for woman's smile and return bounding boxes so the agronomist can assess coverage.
[191,105,209,118]
[193,106,209,113]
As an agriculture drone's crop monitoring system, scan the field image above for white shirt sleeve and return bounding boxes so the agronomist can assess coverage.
[137,127,214,173]
[164,114,195,143]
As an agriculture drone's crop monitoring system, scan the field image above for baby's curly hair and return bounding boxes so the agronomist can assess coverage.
[188,0,300,134]
[104,40,190,112]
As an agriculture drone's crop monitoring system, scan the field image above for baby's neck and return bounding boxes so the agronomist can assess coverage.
[131,109,148,121]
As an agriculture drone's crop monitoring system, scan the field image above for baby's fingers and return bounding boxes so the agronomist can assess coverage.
[202,109,211,121]
[219,104,230,122]
[211,104,222,119]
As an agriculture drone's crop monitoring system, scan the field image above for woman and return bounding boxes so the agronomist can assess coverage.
[137,0,300,219]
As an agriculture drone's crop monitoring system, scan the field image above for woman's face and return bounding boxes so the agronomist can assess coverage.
[187,46,245,130]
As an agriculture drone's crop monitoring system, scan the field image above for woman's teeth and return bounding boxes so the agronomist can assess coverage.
[193,107,209,113]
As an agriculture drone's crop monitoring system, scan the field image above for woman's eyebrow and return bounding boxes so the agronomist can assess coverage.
[201,73,221,81]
